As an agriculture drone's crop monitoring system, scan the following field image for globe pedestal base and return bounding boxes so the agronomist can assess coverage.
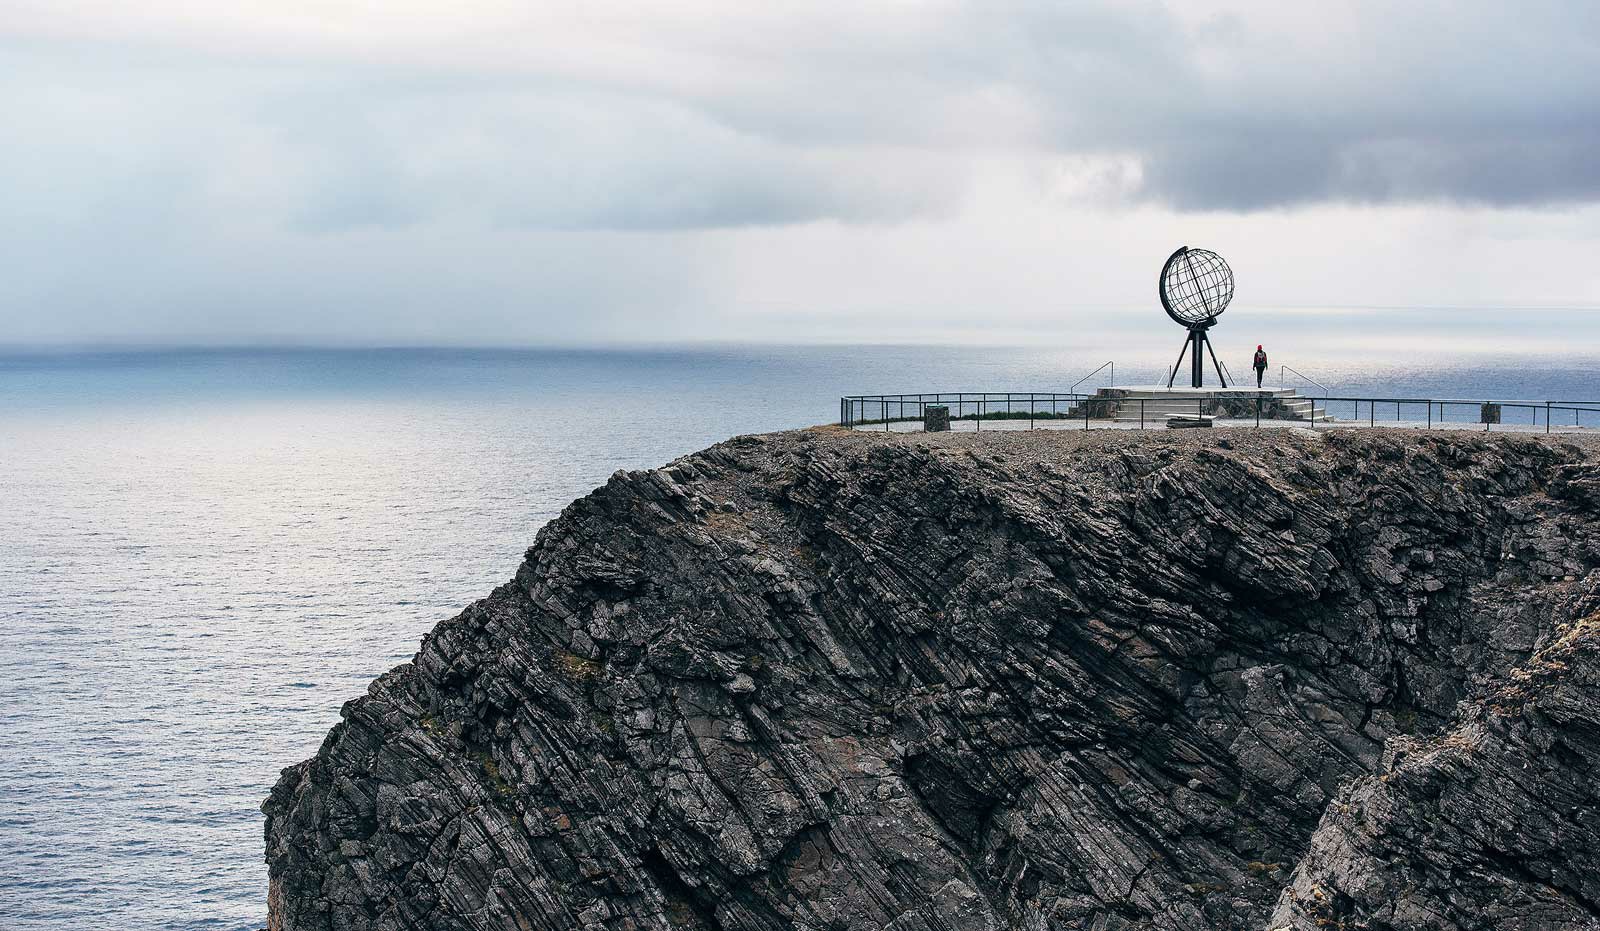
[1166,325,1229,389]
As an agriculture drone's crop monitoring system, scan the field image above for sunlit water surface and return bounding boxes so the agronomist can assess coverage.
[2,345,1597,930]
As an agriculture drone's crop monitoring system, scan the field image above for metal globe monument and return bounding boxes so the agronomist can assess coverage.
[1160,246,1234,388]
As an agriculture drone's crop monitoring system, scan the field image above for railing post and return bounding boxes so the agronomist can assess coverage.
[1547,401,1551,434]
[1256,395,1261,428]
[1140,398,1145,430]
[1427,401,1431,430]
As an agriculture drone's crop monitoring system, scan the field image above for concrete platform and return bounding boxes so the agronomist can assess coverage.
[1074,385,1328,423]
[1102,384,1299,395]
[856,418,1591,435]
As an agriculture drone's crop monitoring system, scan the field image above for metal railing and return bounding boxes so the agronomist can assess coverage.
[840,392,1089,431]
[1068,361,1114,395]
[1280,364,1330,394]
[840,392,1600,434]
[1301,397,1600,433]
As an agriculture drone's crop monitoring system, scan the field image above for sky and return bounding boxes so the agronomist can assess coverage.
[3,1,1600,351]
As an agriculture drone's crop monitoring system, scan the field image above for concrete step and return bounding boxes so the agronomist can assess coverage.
[1111,403,1329,422]
[1073,386,1333,424]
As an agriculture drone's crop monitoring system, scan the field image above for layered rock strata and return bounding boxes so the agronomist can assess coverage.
[264,428,1600,931]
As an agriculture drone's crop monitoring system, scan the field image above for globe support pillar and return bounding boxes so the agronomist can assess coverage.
[1166,323,1229,389]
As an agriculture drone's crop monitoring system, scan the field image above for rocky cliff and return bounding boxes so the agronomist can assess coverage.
[264,428,1600,931]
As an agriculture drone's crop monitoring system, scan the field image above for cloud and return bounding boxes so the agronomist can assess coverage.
[277,90,965,232]
[2,1,1600,346]
[4,0,1599,228]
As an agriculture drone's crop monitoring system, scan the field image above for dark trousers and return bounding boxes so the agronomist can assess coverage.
[1255,368,1264,387]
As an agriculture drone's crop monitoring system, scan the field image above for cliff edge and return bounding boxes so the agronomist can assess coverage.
[264,428,1600,930]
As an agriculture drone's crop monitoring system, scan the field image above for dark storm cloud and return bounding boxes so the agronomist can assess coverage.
[1132,133,1600,211]
[659,0,1600,213]
[947,1,1600,211]
[7,0,1597,233]
[1030,2,1600,210]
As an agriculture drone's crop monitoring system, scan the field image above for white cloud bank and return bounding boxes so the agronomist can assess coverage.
[2,1,1599,348]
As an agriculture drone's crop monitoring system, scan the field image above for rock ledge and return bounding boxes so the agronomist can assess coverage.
[265,428,1600,930]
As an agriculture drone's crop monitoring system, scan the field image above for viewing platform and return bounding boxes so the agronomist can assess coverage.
[1074,385,1327,424]
[840,388,1600,434]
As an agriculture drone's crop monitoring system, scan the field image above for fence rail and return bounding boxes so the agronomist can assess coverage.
[1302,397,1600,432]
[840,392,1600,434]
[840,393,1090,431]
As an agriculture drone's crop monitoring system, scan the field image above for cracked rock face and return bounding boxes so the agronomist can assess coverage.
[263,428,1600,930]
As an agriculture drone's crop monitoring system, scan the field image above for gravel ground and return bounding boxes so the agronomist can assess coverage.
[817,421,1600,460]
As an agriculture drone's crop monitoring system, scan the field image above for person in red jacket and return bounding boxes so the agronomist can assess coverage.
[1253,345,1268,388]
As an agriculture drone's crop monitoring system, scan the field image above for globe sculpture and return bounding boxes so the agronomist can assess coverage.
[1160,246,1234,388]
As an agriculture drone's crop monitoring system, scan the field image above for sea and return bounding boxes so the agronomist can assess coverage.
[3,343,1598,930]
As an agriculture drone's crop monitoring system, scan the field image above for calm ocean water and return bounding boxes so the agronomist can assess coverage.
[2,344,1598,930]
